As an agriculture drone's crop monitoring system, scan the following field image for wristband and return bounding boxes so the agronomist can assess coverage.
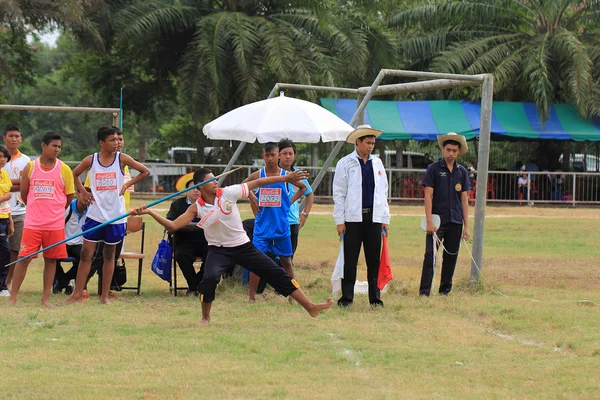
[301,212,309,218]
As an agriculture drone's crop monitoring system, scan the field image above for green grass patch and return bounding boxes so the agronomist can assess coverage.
[2,204,599,399]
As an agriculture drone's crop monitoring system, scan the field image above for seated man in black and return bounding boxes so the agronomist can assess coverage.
[167,178,208,295]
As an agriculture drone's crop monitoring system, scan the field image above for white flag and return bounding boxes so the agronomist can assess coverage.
[331,240,344,298]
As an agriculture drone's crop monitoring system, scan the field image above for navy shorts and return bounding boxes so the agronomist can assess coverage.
[253,236,293,257]
[82,218,126,245]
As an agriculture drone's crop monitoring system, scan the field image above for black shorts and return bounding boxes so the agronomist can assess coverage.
[199,241,299,303]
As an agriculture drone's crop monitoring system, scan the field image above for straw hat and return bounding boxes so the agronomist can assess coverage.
[175,172,195,192]
[346,124,383,143]
[437,132,468,156]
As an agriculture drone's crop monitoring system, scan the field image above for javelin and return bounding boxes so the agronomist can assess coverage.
[7,168,242,267]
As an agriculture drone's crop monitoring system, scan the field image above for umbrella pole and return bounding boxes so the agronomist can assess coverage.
[218,142,247,185]
[7,168,241,267]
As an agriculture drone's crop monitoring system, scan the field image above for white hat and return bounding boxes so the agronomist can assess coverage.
[437,132,468,156]
[346,124,383,143]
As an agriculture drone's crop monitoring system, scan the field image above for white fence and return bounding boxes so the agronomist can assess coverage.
[65,162,600,206]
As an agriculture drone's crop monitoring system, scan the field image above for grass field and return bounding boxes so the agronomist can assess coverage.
[2,201,599,399]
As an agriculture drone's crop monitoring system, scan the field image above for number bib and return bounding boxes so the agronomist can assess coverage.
[0,200,11,214]
[32,179,56,199]
[258,188,282,207]
[95,172,117,191]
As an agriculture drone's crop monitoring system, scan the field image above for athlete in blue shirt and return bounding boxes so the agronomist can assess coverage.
[244,142,307,302]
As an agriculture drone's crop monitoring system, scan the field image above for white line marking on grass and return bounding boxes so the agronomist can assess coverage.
[490,330,555,351]
[327,332,362,368]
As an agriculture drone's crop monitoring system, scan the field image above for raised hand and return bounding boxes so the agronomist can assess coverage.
[285,169,309,183]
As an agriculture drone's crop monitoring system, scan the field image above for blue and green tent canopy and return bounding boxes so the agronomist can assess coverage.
[319,99,600,141]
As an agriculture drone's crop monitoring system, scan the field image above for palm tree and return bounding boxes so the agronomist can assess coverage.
[110,0,396,117]
[391,0,600,122]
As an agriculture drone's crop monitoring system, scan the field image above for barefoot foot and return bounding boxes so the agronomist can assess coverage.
[307,297,334,317]
[7,298,16,307]
[66,294,85,304]
[199,318,210,326]
[41,301,55,308]
[100,297,112,305]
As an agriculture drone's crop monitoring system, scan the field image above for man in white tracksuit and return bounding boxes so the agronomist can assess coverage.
[333,124,391,308]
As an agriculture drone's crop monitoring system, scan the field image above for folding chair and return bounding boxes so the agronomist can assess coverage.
[119,216,146,295]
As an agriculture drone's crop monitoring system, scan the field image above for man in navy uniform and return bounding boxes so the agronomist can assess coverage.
[420,132,471,296]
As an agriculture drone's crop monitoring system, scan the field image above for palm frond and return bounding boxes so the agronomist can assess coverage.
[390,1,530,32]
[522,33,554,122]
[115,1,203,44]
[551,28,593,117]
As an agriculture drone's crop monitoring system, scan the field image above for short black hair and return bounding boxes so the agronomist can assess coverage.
[97,126,120,142]
[111,126,123,135]
[3,124,20,136]
[277,139,296,154]
[263,142,278,153]
[442,139,461,148]
[193,167,213,184]
[42,131,61,145]
[357,135,376,142]
[0,145,10,162]
[185,179,194,188]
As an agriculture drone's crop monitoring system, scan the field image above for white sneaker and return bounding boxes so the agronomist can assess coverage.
[0,289,10,297]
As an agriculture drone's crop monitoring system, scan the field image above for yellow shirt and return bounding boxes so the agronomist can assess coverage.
[0,169,13,218]
[85,165,131,210]
[27,160,75,195]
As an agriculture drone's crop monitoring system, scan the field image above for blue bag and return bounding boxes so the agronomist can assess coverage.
[151,231,172,282]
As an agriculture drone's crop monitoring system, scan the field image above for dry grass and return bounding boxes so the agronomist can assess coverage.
[2,201,599,399]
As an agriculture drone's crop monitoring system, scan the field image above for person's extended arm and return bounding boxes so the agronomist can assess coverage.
[245,170,308,192]
[72,156,94,204]
[461,191,470,240]
[424,186,436,234]
[0,193,11,203]
[120,154,151,195]
[135,203,198,233]
[20,163,31,205]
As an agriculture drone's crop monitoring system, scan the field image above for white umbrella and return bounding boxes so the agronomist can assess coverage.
[203,92,354,143]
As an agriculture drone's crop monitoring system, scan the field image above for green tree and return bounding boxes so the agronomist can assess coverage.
[110,0,396,119]
[392,0,600,122]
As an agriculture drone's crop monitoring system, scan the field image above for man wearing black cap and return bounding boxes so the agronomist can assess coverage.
[333,124,390,308]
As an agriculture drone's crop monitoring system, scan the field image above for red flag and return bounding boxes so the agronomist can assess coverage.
[377,234,392,290]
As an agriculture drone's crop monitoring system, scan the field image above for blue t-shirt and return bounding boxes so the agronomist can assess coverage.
[253,168,291,239]
[422,160,471,225]
[287,178,312,225]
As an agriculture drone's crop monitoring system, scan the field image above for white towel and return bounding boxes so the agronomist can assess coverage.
[331,240,344,298]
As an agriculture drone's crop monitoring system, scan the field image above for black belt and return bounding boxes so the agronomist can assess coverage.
[362,208,372,214]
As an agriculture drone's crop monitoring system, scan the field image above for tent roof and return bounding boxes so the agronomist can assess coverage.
[320,99,600,141]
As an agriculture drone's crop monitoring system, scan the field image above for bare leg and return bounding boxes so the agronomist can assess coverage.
[248,272,259,303]
[67,240,96,303]
[6,250,18,287]
[279,256,294,278]
[200,300,211,325]
[41,257,57,308]
[99,244,116,304]
[289,289,333,317]
[7,258,33,306]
